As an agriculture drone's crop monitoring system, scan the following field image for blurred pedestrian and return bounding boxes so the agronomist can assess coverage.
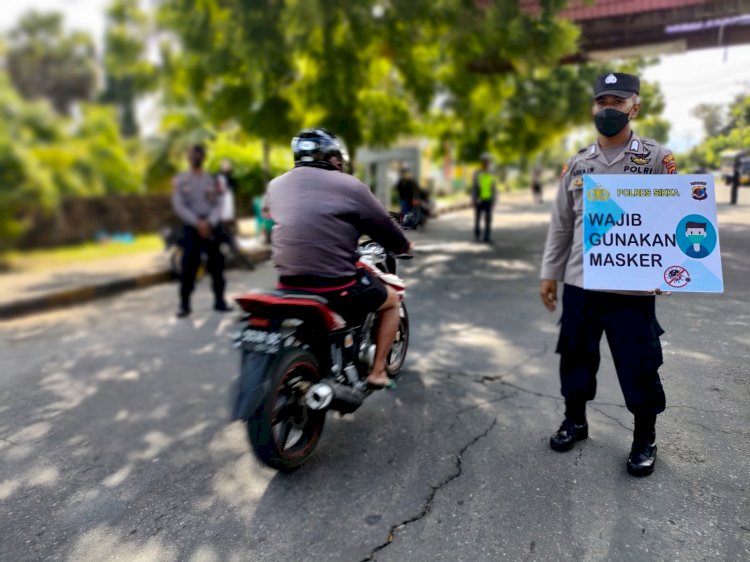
[395,164,419,219]
[540,72,678,476]
[171,144,230,318]
[472,153,496,243]
[531,162,543,204]
[217,159,254,270]
[256,188,273,245]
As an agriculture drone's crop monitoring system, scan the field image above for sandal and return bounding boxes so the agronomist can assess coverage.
[366,379,397,391]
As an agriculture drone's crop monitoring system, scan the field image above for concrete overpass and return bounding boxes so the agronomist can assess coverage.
[472,0,750,72]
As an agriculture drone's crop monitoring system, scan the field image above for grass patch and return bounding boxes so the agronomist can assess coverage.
[1,233,164,273]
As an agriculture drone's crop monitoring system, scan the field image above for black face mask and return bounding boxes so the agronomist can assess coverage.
[594,108,631,137]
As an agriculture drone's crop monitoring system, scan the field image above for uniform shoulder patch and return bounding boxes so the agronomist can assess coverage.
[662,153,678,175]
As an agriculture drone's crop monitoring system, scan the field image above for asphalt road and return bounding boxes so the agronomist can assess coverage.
[1,194,748,562]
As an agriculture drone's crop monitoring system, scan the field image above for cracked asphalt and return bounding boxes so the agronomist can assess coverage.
[1,191,748,561]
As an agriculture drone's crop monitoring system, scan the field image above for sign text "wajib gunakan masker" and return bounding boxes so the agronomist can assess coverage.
[583,175,724,293]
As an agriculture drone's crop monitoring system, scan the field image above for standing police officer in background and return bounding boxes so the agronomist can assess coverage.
[540,73,678,476]
[172,144,230,318]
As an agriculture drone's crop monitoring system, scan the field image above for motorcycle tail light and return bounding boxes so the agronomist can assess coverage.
[249,317,270,328]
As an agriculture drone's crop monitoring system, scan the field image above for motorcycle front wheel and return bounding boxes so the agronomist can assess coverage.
[386,302,409,377]
[246,348,326,471]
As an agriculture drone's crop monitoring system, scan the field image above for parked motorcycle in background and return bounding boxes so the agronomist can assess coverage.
[230,241,412,471]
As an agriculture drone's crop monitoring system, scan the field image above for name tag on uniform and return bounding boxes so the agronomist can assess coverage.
[583,174,723,293]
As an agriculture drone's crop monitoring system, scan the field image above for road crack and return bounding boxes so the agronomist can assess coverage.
[589,405,632,432]
[454,392,517,417]
[361,418,498,562]
[681,419,747,436]
[433,342,567,402]
[0,436,19,447]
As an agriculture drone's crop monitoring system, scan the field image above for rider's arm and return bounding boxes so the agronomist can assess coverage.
[355,183,410,255]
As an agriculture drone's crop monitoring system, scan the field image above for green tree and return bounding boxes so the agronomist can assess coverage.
[159,0,298,180]
[0,70,60,249]
[159,0,447,168]
[680,94,750,172]
[102,0,159,136]
[692,103,725,138]
[6,11,97,115]
[284,0,417,156]
[395,0,591,164]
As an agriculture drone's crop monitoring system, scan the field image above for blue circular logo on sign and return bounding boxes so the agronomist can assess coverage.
[676,214,716,259]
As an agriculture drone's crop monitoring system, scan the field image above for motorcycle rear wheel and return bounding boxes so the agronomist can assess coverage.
[386,303,409,377]
[247,348,326,471]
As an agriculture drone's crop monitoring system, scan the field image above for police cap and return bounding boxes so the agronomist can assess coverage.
[593,72,640,99]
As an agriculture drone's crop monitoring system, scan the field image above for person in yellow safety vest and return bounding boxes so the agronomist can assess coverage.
[471,153,496,243]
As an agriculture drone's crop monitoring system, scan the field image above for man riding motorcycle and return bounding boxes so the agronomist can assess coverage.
[265,128,412,388]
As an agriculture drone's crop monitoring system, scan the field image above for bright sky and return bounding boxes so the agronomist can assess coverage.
[2,1,749,152]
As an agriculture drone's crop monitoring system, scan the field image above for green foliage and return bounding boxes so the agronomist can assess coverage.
[144,114,290,201]
[102,0,159,136]
[0,68,145,249]
[692,103,725,138]
[159,0,297,144]
[6,11,97,115]
[637,117,670,145]
[206,132,290,202]
[73,105,144,194]
[679,94,750,172]
[0,136,57,245]
[144,107,215,192]
[2,1,681,246]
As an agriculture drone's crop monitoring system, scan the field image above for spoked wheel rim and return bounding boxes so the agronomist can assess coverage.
[386,306,409,374]
[270,362,322,458]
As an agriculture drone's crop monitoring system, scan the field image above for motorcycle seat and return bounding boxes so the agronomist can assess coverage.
[270,289,329,305]
[235,290,344,331]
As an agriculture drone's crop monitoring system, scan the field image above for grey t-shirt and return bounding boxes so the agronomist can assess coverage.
[267,166,410,278]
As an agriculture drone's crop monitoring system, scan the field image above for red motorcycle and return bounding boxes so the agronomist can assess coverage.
[230,241,411,471]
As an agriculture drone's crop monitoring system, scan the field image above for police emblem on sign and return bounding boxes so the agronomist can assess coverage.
[691,182,708,201]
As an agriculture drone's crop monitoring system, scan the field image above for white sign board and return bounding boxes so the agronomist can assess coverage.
[583,174,723,293]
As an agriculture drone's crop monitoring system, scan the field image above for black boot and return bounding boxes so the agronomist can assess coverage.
[214,299,232,312]
[627,439,656,476]
[550,418,588,452]
[176,296,191,318]
[627,413,657,476]
[550,399,588,452]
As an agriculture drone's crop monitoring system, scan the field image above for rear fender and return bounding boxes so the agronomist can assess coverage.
[230,351,275,421]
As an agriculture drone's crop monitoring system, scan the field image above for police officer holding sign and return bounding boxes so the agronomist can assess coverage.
[540,73,678,476]
[172,144,230,318]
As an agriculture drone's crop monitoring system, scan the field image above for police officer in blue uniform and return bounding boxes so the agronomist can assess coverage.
[171,144,230,318]
[540,73,678,477]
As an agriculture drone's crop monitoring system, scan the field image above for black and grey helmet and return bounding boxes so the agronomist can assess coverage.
[292,128,350,172]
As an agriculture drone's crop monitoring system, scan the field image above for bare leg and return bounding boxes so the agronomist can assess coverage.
[367,286,401,386]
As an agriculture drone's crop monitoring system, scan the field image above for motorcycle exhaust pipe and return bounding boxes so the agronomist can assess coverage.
[305,383,334,410]
[305,381,364,414]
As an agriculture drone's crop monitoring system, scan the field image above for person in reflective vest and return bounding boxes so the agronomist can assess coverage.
[471,153,496,243]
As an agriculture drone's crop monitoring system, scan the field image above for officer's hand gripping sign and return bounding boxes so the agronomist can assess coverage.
[583,174,723,292]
